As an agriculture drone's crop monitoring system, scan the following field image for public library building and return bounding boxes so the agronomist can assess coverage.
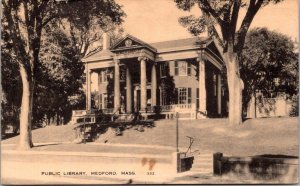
[82,34,227,119]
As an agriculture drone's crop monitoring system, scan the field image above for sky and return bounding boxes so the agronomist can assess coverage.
[91,0,299,91]
[116,0,298,43]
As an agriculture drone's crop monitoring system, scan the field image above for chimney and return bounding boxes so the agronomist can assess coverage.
[103,32,110,50]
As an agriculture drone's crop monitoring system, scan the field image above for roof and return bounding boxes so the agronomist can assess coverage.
[83,49,114,62]
[83,36,210,62]
[150,37,208,50]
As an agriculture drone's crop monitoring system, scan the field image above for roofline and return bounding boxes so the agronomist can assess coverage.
[110,34,157,53]
[82,55,113,63]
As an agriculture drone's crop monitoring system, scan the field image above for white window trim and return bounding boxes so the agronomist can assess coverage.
[175,61,191,76]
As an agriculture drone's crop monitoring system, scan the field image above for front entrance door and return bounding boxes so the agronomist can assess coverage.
[134,86,151,112]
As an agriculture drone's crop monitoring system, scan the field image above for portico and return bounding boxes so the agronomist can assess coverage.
[81,34,226,119]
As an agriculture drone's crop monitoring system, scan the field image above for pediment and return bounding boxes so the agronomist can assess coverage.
[110,34,157,52]
[206,40,224,64]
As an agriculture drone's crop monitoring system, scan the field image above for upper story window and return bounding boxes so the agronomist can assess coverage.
[99,70,111,84]
[174,61,191,76]
[160,62,169,77]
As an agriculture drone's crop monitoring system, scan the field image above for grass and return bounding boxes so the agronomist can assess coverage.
[2,117,298,156]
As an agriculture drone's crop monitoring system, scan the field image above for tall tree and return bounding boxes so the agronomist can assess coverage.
[240,27,298,114]
[37,27,84,125]
[2,0,124,149]
[1,22,22,134]
[175,0,283,125]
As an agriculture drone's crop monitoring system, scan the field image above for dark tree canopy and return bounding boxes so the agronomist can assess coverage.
[240,27,298,112]
[1,0,125,147]
[174,0,285,125]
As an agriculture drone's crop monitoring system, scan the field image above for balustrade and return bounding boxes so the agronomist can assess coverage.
[159,104,195,112]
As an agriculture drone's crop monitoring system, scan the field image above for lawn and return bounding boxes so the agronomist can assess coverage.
[2,117,298,156]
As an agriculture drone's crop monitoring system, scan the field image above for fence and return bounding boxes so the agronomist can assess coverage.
[247,96,296,118]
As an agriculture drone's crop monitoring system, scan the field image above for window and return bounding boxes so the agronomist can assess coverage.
[175,87,192,104]
[160,88,167,105]
[160,63,168,77]
[99,93,108,109]
[99,70,111,84]
[174,61,191,76]
[103,71,107,82]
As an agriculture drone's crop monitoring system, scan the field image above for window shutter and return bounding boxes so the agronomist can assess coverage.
[175,61,178,76]
[187,62,191,76]
[188,88,192,104]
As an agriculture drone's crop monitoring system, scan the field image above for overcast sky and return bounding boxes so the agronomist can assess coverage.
[116,0,298,43]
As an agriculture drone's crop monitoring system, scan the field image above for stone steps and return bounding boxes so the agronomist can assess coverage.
[190,153,213,174]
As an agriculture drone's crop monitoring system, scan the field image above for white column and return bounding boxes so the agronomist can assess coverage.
[151,63,157,107]
[86,68,92,111]
[217,73,222,115]
[138,56,147,112]
[126,65,132,113]
[98,71,102,110]
[114,59,120,113]
[197,57,207,116]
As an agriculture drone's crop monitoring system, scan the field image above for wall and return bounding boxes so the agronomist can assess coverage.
[213,152,298,183]
[247,96,294,118]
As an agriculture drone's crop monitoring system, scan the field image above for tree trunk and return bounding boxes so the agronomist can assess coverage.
[18,64,34,150]
[225,51,244,125]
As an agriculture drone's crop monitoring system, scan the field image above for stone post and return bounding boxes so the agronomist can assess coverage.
[126,65,132,113]
[197,57,207,117]
[213,152,223,175]
[151,63,157,107]
[114,59,120,113]
[98,71,102,110]
[138,56,148,112]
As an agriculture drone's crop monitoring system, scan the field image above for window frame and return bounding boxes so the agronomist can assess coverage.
[160,62,168,78]
[175,87,192,104]
[174,60,191,76]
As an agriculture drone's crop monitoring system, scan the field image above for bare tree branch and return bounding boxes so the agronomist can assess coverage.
[235,0,263,53]
[198,0,224,26]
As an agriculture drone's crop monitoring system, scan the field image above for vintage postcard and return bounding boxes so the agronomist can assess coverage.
[1,0,299,184]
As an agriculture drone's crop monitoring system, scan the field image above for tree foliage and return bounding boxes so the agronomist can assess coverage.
[1,0,125,148]
[174,0,284,125]
[175,0,283,55]
[240,27,298,112]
